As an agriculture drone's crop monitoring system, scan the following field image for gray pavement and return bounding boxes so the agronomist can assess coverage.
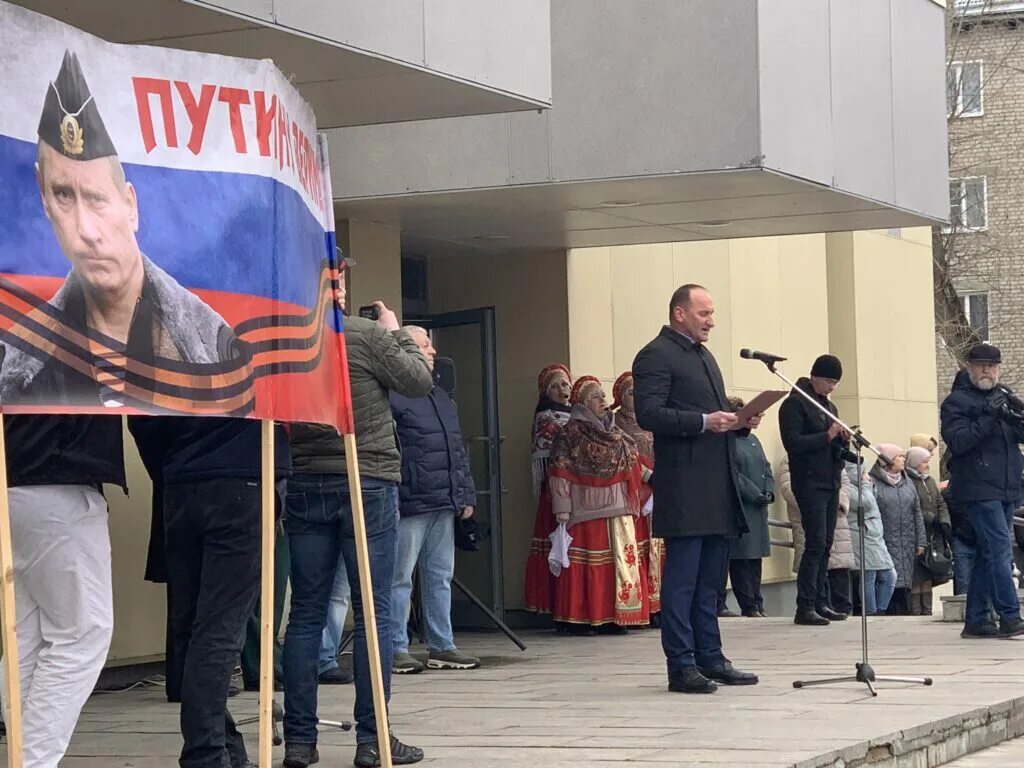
[4,616,1024,767]
[944,736,1024,766]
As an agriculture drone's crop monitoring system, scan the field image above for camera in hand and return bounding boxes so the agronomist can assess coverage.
[358,305,380,321]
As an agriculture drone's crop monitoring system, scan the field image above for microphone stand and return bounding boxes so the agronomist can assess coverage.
[749,357,933,697]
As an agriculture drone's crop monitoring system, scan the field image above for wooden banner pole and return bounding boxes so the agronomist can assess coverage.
[258,420,275,768]
[343,433,393,768]
[0,414,22,768]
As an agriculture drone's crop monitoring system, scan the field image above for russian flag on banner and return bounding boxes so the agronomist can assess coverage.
[0,1,353,435]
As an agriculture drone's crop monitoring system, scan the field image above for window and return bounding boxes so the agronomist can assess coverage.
[947,61,983,118]
[948,178,987,231]
[961,293,990,342]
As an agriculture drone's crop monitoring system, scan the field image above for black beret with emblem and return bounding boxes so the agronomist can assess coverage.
[37,49,117,161]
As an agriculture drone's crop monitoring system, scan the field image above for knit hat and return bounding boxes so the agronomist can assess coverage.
[909,433,937,452]
[876,443,904,463]
[570,375,603,405]
[611,372,633,410]
[967,343,1001,364]
[810,354,843,381]
[906,446,932,471]
[538,364,571,394]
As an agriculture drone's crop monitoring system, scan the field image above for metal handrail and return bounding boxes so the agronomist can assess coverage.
[768,518,792,530]
[771,539,794,549]
[1015,516,1024,529]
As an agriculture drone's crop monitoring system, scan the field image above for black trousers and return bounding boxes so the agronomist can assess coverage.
[165,479,262,768]
[794,486,840,611]
[728,559,764,615]
[828,568,852,614]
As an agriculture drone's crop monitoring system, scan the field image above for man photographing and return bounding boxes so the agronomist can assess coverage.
[779,355,850,627]
[941,343,1024,639]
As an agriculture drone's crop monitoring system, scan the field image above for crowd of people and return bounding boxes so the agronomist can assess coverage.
[520,302,1024,655]
[4,278,1024,768]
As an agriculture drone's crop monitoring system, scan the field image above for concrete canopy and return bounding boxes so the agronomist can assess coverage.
[10,0,552,129]
[331,0,950,256]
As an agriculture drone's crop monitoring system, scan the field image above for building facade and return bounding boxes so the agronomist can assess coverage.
[5,0,948,666]
[939,1,1024,404]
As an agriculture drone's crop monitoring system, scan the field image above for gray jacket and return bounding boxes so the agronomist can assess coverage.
[844,463,894,572]
[289,315,432,482]
[870,463,926,589]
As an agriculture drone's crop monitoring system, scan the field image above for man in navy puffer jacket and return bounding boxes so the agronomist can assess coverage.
[941,343,1024,639]
[389,327,480,674]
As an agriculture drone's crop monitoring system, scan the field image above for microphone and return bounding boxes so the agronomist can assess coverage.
[740,348,787,365]
[996,383,1024,414]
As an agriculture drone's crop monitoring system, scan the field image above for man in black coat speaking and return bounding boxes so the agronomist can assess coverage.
[633,284,760,695]
[778,355,851,627]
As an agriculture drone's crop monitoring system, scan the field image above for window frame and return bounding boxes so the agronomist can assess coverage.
[947,60,984,119]
[960,292,990,343]
[946,176,989,233]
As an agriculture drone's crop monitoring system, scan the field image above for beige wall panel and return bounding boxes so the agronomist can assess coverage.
[728,237,785,393]
[608,243,675,375]
[106,430,166,664]
[567,248,615,380]
[346,221,403,318]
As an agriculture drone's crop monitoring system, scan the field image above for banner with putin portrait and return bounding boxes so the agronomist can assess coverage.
[0,2,352,433]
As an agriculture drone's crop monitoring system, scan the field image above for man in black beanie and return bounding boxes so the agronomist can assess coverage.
[779,354,851,626]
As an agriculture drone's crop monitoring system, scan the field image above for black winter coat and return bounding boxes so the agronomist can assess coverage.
[391,387,477,517]
[778,378,847,492]
[633,327,747,539]
[940,371,1024,504]
[5,414,125,490]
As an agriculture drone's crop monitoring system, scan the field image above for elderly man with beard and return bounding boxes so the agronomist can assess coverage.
[940,343,1024,639]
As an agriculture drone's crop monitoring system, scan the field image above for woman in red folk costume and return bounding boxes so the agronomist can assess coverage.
[612,372,663,620]
[549,376,652,634]
[523,364,573,614]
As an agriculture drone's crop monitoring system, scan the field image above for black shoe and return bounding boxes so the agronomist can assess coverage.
[961,623,999,639]
[795,609,830,626]
[596,624,628,636]
[283,742,320,768]
[698,661,759,686]
[228,682,242,698]
[818,606,848,622]
[667,667,718,694]
[998,616,1024,638]
[243,678,284,692]
[353,736,425,767]
[319,666,355,685]
[717,608,740,618]
[649,613,662,628]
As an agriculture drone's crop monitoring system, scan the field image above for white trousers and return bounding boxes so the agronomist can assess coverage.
[0,485,113,768]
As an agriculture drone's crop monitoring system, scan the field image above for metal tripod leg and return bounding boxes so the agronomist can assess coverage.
[451,575,527,651]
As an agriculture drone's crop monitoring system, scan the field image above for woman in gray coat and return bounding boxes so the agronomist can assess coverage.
[845,462,896,615]
[728,398,775,617]
[869,445,926,615]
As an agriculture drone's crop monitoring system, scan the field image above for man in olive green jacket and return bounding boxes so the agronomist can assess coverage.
[282,285,432,768]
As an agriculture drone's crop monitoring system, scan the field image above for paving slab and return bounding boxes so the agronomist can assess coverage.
[2,617,1024,767]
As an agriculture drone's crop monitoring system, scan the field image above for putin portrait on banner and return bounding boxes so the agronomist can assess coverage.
[0,50,247,410]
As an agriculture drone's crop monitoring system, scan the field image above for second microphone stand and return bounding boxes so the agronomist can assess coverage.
[752,356,933,697]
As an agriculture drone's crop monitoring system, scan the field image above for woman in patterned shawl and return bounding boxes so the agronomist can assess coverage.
[549,376,652,633]
[612,371,663,620]
[523,364,573,614]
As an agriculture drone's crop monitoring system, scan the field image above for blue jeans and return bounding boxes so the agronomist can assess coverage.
[951,536,977,596]
[862,568,896,615]
[318,555,351,674]
[391,511,457,655]
[661,536,729,673]
[282,474,398,746]
[964,500,1020,627]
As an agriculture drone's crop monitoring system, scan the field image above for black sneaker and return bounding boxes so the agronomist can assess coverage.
[961,623,999,639]
[998,616,1024,638]
[319,666,355,684]
[353,736,424,767]
[283,742,319,768]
